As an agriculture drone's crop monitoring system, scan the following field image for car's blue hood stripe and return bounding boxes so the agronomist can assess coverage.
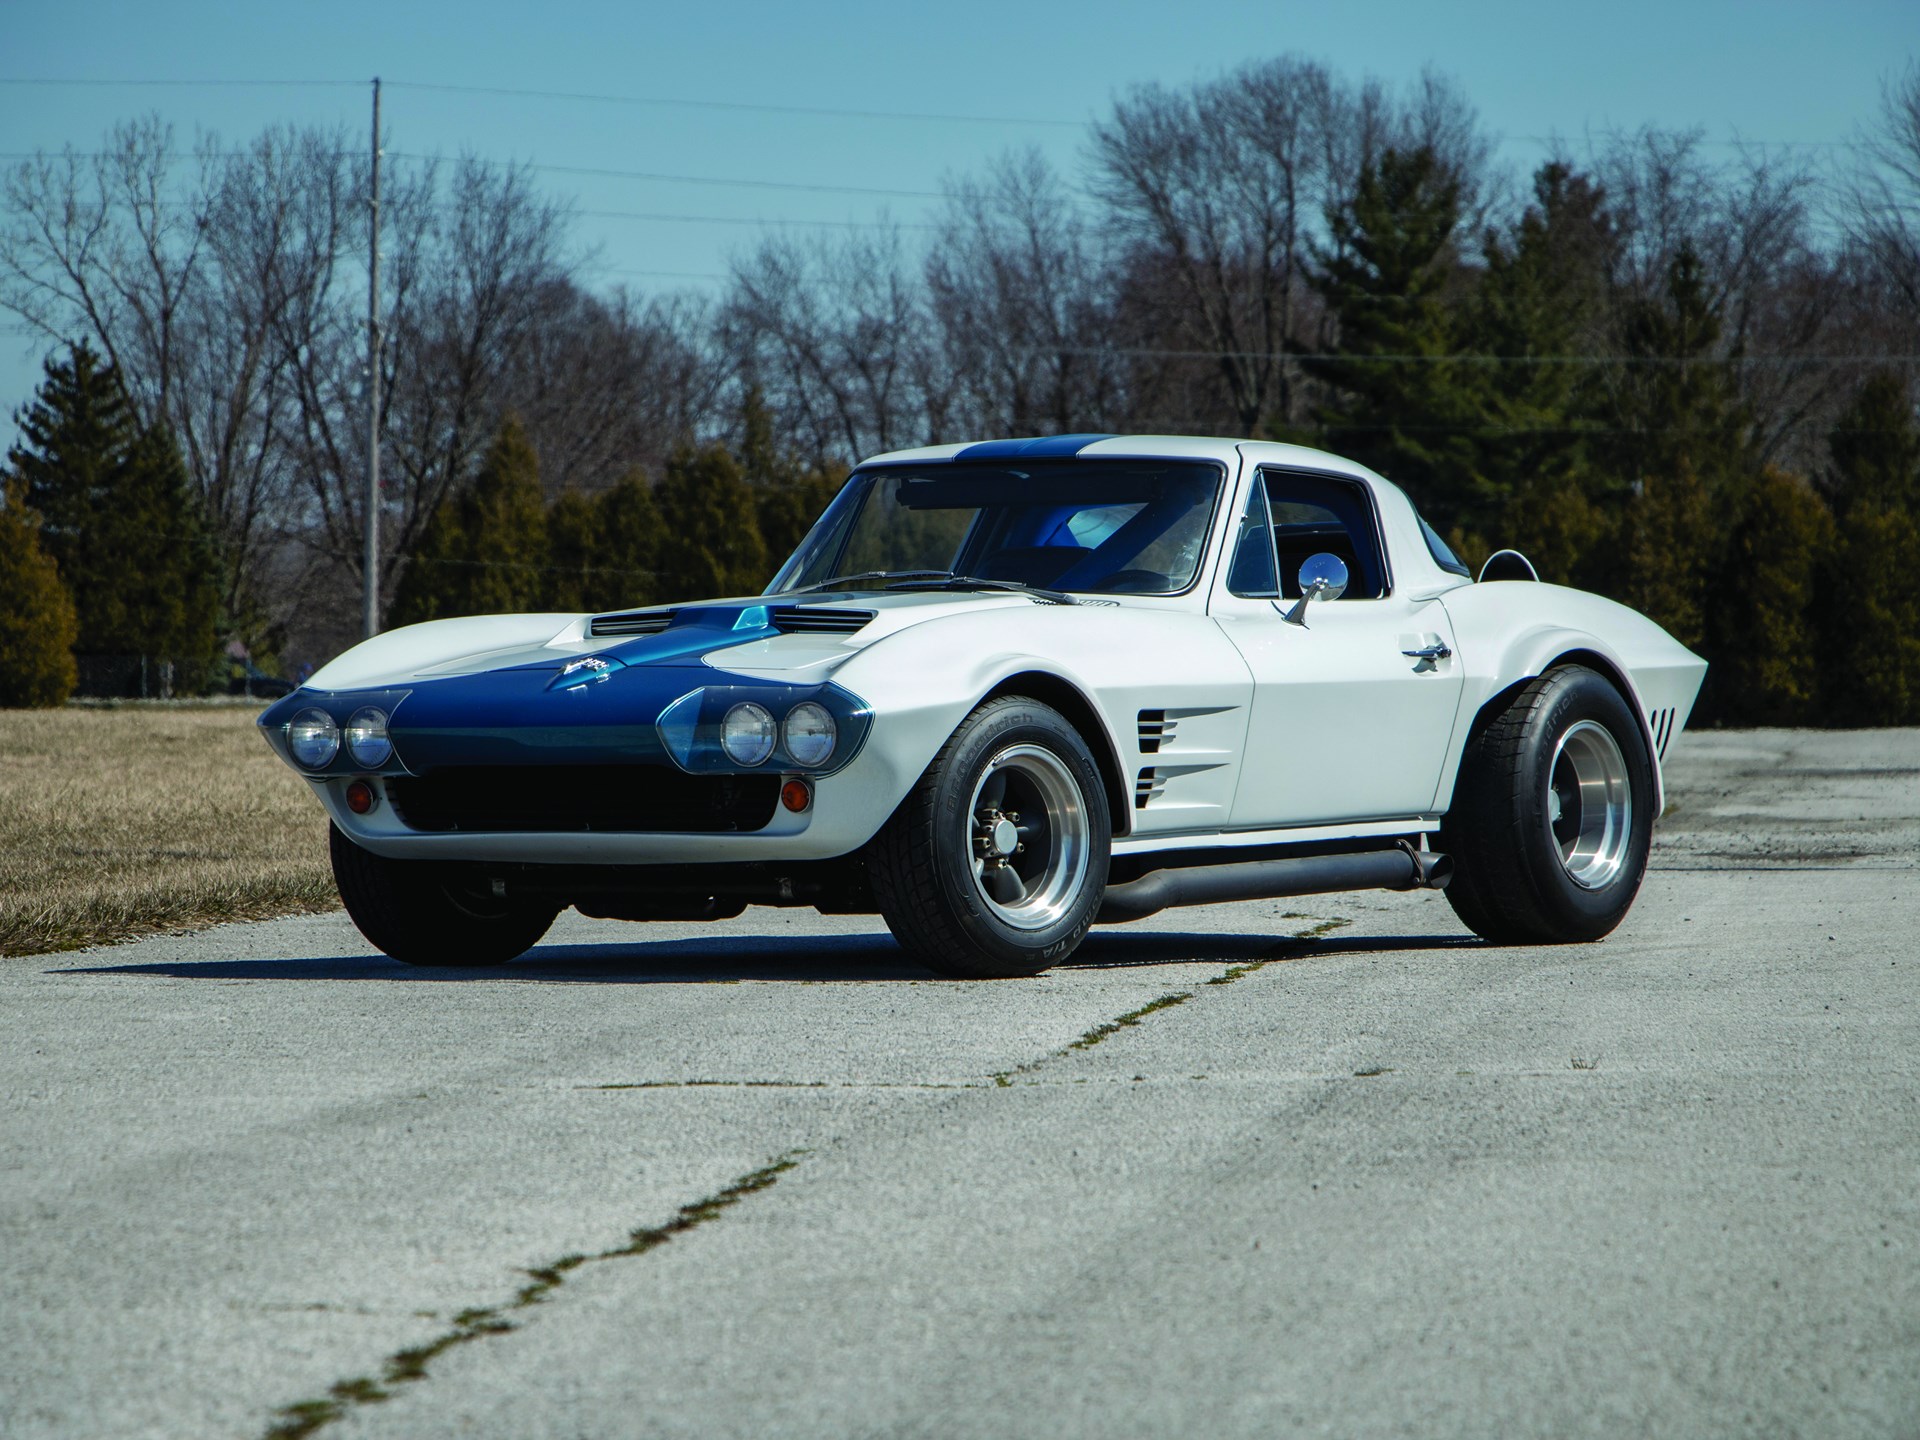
[259,603,809,772]
[952,434,1116,460]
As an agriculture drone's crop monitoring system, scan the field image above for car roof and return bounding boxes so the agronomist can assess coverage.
[857,434,1408,506]
[861,433,1357,475]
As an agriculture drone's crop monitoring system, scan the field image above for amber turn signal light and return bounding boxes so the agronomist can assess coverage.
[780,778,812,813]
[345,779,377,814]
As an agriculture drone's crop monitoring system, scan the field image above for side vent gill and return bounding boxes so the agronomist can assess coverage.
[589,608,678,637]
[1651,706,1676,759]
[1138,709,1172,755]
[1135,767,1165,810]
[769,606,874,636]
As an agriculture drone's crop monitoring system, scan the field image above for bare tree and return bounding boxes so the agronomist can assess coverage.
[1589,128,1859,465]
[1089,59,1493,435]
[1844,63,1920,335]
[0,118,360,629]
[926,149,1122,436]
[506,285,723,495]
[719,225,941,464]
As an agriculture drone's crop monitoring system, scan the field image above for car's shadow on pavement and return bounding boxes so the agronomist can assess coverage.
[57,928,1483,983]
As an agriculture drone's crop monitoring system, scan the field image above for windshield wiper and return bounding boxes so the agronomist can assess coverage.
[790,569,958,594]
[883,575,1079,605]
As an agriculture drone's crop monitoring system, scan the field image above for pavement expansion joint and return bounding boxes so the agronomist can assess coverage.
[258,1151,807,1440]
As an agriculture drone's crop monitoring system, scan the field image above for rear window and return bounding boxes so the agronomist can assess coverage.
[1419,514,1471,577]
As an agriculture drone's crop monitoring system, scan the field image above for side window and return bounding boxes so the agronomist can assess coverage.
[1225,473,1278,598]
[1258,470,1386,599]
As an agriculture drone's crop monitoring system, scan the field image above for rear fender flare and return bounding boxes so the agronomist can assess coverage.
[1436,627,1664,817]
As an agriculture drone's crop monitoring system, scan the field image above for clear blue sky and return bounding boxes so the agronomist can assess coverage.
[3,0,1913,431]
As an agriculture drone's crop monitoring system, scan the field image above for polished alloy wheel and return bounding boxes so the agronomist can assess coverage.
[967,743,1091,930]
[1547,719,1633,890]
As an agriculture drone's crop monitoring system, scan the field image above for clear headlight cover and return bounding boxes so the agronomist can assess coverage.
[288,708,340,769]
[720,702,777,766]
[782,701,837,766]
[344,707,392,767]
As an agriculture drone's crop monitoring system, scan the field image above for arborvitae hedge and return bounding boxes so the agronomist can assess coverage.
[0,487,79,707]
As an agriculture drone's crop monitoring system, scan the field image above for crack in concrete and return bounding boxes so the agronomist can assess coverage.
[260,1151,806,1440]
[257,915,1351,1434]
[991,917,1350,1086]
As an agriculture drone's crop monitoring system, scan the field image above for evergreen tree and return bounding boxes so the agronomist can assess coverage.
[543,488,599,612]
[390,416,551,624]
[588,469,661,612]
[1592,246,1753,649]
[1705,469,1834,724]
[8,343,218,684]
[1819,374,1920,723]
[1304,146,1487,533]
[739,387,845,567]
[0,480,78,707]
[652,443,770,601]
[1472,164,1617,579]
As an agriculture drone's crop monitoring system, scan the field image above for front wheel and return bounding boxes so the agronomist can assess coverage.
[868,696,1111,978]
[329,824,560,966]
[1438,665,1655,945]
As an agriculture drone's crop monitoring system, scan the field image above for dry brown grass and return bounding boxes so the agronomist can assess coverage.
[0,703,336,956]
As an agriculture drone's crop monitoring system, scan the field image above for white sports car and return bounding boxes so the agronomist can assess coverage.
[261,436,1706,977]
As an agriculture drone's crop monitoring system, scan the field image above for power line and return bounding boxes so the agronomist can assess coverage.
[575,207,935,231]
[0,148,959,207]
[0,77,358,90]
[0,78,1853,151]
[387,151,954,201]
[380,79,1084,128]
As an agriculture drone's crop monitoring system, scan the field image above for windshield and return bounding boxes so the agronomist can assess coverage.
[766,460,1225,597]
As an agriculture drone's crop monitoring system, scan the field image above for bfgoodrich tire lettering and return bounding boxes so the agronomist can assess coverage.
[1438,665,1655,945]
[868,696,1111,978]
[330,823,559,966]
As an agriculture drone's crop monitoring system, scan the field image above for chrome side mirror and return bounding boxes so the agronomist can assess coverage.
[1281,553,1349,626]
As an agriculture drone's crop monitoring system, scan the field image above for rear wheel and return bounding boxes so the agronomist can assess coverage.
[868,696,1110,978]
[1439,665,1654,944]
[329,824,559,966]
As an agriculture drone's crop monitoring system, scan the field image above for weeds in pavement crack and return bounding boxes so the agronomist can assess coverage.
[1206,917,1350,986]
[261,1151,806,1440]
[988,917,1351,1086]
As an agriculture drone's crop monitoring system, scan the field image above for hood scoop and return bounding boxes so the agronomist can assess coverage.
[589,608,679,637]
[769,606,874,636]
[590,604,872,640]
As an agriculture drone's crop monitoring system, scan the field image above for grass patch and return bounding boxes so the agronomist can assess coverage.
[0,705,334,956]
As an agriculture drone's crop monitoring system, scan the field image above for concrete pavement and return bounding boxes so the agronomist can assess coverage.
[3,729,1916,1438]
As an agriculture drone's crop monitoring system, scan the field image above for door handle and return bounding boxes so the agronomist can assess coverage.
[1401,641,1452,661]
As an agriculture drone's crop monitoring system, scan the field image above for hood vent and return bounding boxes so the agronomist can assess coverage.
[770,606,874,636]
[589,609,679,637]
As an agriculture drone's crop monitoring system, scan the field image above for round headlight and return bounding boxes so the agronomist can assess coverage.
[720,702,777,766]
[288,708,339,769]
[344,707,392,768]
[782,702,837,767]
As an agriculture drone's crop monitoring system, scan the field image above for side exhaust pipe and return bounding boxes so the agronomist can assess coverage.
[1096,841,1452,924]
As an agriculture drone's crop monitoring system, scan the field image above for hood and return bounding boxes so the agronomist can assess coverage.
[303,590,1044,692]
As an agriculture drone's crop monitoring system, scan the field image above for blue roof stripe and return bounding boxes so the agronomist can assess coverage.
[952,433,1117,461]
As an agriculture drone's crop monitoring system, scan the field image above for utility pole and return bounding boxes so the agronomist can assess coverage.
[363,75,383,639]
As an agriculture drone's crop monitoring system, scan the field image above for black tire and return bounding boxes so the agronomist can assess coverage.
[868,696,1111,978]
[329,824,560,966]
[1437,665,1655,945]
